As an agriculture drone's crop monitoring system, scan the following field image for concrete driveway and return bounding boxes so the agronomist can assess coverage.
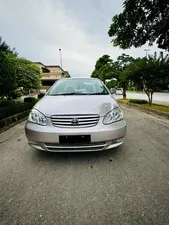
[0,108,169,225]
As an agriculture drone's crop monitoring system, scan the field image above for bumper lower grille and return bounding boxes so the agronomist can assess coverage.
[51,115,99,128]
[45,142,107,152]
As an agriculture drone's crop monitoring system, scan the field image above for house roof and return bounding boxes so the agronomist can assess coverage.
[45,65,60,67]
[45,65,64,71]
[41,77,61,80]
[42,67,50,72]
[33,62,69,74]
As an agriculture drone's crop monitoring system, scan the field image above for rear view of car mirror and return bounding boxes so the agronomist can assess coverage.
[38,89,47,98]
[39,89,47,95]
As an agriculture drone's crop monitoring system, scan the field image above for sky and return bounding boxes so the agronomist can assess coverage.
[0,0,164,77]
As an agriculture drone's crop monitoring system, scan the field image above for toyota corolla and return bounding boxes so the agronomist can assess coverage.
[25,78,126,152]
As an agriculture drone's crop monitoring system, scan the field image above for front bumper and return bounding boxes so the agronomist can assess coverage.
[25,118,126,152]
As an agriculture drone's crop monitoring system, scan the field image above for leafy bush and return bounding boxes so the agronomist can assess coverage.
[0,99,39,120]
[11,90,23,99]
[24,97,36,103]
[0,100,16,107]
[38,93,45,99]
[129,99,148,104]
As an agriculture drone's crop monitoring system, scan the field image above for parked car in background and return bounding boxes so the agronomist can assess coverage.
[116,88,123,95]
[110,88,116,94]
[25,78,126,152]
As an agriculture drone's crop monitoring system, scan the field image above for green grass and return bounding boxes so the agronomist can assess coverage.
[118,98,130,102]
[143,104,169,113]
[118,98,169,113]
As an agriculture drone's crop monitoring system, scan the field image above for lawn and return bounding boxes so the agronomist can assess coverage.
[144,104,169,113]
[118,98,169,113]
[118,98,130,102]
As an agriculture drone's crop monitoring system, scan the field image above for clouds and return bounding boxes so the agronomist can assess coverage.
[0,0,164,77]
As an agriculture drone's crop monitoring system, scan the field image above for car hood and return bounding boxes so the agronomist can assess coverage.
[34,95,119,117]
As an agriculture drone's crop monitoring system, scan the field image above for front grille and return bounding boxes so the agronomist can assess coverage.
[45,142,107,152]
[51,115,99,128]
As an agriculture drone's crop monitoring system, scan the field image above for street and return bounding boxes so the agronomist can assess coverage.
[120,92,169,106]
[0,107,169,225]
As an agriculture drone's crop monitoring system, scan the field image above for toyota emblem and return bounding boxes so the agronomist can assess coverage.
[71,118,79,125]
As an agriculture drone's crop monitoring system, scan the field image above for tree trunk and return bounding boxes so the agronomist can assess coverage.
[150,91,153,105]
[122,82,126,99]
[144,89,153,105]
[148,95,151,105]
[6,91,12,100]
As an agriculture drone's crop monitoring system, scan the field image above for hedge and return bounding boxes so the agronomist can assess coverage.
[0,100,16,107]
[38,93,45,99]
[0,99,39,120]
[129,99,148,104]
[24,97,36,103]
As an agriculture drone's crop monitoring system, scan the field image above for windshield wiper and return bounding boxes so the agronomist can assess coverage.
[89,92,108,95]
[63,93,89,95]
[49,93,88,96]
[48,94,63,96]
[49,92,108,96]
[62,93,76,95]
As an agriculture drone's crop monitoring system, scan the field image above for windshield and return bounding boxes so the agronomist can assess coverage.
[47,78,109,95]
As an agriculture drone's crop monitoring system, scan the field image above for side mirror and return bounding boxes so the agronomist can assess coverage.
[39,89,47,95]
[110,88,116,94]
[38,89,47,98]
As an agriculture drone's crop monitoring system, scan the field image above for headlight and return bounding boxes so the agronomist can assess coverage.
[28,109,47,126]
[103,107,123,125]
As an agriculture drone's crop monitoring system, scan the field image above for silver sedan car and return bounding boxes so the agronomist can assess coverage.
[25,78,126,152]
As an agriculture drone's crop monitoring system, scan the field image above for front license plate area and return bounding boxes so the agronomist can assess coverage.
[59,135,91,145]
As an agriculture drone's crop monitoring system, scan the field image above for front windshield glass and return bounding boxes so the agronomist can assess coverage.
[47,78,109,95]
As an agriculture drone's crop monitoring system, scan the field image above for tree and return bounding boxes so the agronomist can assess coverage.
[91,54,135,98]
[0,37,17,55]
[0,37,41,99]
[15,58,41,93]
[0,52,18,99]
[0,49,41,99]
[125,52,169,105]
[63,72,70,78]
[91,55,116,83]
[114,54,135,99]
[108,0,169,50]
[0,37,18,99]
[106,79,118,89]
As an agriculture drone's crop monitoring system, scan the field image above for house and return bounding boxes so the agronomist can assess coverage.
[34,62,70,90]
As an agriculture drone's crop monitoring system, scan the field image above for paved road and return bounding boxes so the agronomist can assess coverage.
[0,108,169,225]
[116,91,169,106]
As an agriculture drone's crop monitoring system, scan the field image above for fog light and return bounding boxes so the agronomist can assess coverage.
[111,140,117,144]
[29,143,45,150]
[116,137,124,143]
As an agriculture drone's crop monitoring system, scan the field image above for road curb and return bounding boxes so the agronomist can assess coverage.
[118,100,169,119]
[0,110,30,133]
